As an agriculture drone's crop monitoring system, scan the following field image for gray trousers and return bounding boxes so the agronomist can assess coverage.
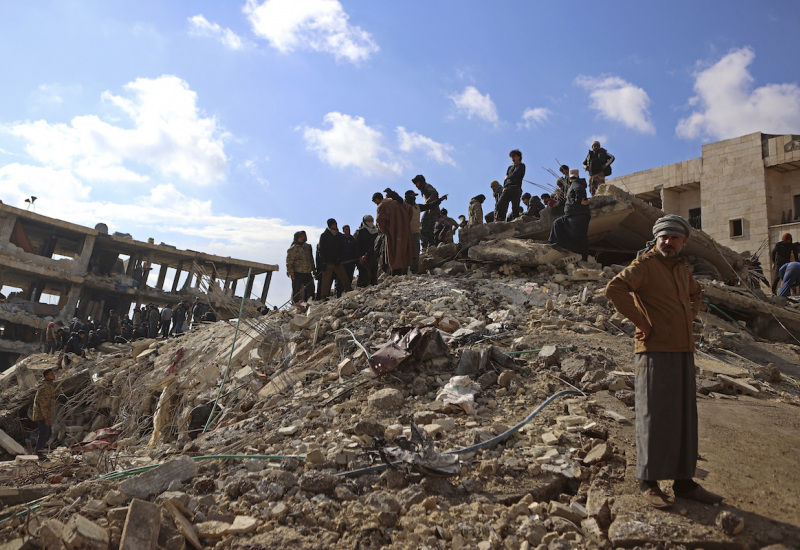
[634,352,698,481]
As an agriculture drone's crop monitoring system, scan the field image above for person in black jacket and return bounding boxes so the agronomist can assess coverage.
[583,141,615,195]
[356,214,380,287]
[337,225,360,295]
[548,169,592,261]
[771,233,799,294]
[318,218,352,300]
[494,149,525,222]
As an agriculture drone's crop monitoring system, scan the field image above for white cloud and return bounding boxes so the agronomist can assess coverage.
[575,75,655,134]
[519,107,552,129]
[450,86,499,123]
[188,14,246,50]
[33,83,82,106]
[676,47,800,140]
[244,0,378,63]
[4,75,228,185]
[396,127,455,166]
[302,112,401,177]
[587,135,608,148]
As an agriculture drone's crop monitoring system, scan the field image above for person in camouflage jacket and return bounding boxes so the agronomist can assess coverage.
[33,369,56,454]
[286,231,315,303]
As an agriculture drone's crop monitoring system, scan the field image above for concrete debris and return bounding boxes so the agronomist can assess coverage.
[0,211,798,550]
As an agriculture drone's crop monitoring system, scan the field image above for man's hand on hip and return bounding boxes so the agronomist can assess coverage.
[635,323,652,342]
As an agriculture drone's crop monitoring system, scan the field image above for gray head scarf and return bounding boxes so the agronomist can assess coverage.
[637,214,692,257]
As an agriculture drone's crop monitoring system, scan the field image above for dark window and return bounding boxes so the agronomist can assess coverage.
[688,208,702,230]
[730,218,743,238]
[794,195,800,221]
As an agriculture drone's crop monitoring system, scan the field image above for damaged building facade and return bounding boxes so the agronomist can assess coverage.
[611,132,800,281]
[0,202,278,369]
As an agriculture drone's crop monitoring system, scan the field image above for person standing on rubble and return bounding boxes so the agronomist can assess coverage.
[468,194,485,227]
[318,219,353,300]
[494,149,525,222]
[172,301,187,334]
[548,169,591,261]
[405,189,446,272]
[770,233,798,295]
[339,225,360,293]
[582,141,615,196]
[160,304,173,338]
[605,214,723,509]
[148,304,160,337]
[286,230,316,303]
[33,368,56,456]
[356,214,380,286]
[376,189,414,275]
[107,309,120,339]
[412,175,441,249]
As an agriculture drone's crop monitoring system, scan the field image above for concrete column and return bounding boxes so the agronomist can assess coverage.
[661,188,680,214]
[155,264,168,290]
[171,261,184,292]
[230,279,238,295]
[182,262,197,291]
[0,214,18,243]
[125,254,138,277]
[60,284,83,321]
[73,235,97,275]
[223,265,232,292]
[260,271,272,303]
[243,272,255,300]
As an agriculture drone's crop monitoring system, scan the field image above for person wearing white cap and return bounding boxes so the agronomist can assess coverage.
[605,214,723,509]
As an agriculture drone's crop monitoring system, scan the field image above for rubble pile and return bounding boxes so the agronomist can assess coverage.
[1,244,799,549]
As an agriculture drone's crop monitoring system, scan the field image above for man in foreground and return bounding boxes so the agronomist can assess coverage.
[605,214,723,509]
[33,368,56,456]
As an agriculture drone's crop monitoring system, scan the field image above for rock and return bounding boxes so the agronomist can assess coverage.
[548,501,584,525]
[497,370,518,389]
[718,374,759,396]
[456,349,480,376]
[119,455,197,499]
[467,239,570,267]
[614,389,635,406]
[368,388,405,410]
[353,420,385,437]
[195,521,230,538]
[120,499,160,550]
[228,516,258,535]
[754,363,782,383]
[338,358,356,377]
[298,471,338,494]
[165,500,202,550]
[62,515,109,550]
[270,502,288,518]
[716,510,744,535]
[608,519,659,547]
[364,491,401,514]
[39,519,66,550]
[583,443,611,465]
[538,345,560,366]
[559,358,587,382]
[305,449,325,464]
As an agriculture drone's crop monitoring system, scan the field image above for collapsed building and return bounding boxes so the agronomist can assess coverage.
[0,202,278,370]
[0,183,798,549]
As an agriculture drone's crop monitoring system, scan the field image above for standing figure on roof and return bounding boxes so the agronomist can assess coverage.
[286,230,315,304]
[548,169,592,261]
[583,141,615,195]
[317,219,352,300]
[605,214,723,510]
[494,149,525,222]
[405,189,445,272]
[376,189,414,275]
[411,175,442,249]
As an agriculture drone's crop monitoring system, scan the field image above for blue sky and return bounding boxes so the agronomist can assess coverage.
[2,1,800,305]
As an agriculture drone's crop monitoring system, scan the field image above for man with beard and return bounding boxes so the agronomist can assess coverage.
[356,214,380,287]
[286,230,315,303]
[606,214,722,509]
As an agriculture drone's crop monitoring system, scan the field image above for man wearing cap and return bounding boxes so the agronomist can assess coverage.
[494,149,525,222]
[606,214,723,509]
[548,169,591,261]
[412,175,441,249]
[317,219,352,300]
[33,368,56,456]
[770,233,798,295]
[582,141,615,196]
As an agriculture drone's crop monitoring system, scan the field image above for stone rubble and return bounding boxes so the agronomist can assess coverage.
[0,242,798,549]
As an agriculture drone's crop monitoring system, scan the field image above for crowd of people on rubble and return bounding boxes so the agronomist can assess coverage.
[286,142,615,304]
[39,298,217,363]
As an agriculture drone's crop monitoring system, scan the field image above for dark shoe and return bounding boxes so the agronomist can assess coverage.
[642,486,672,509]
[674,484,723,504]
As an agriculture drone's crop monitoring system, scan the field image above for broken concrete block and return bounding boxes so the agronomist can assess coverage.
[559,357,587,382]
[338,358,356,377]
[548,501,584,524]
[0,429,25,455]
[467,239,570,267]
[120,499,160,550]
[497,370,518,389]
[62,514,109,550]
[368,388,404,410]
[195,521,230,538]
[39,519,66,550]
[228,516,258,535]
[165,500,202,550]
[455,349,480,376]
[583,443,611,465]
[538,345,560,366]
[718,375,759,396]
[119,455,197,499]
[570,269,603,281]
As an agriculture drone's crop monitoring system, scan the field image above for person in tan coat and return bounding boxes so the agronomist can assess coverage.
[32,368,56,455]
[376,189,414,275]
[606,214,722,509]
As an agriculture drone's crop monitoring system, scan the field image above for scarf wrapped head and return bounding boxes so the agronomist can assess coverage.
[359,215,378,235]
[652,214,692,238]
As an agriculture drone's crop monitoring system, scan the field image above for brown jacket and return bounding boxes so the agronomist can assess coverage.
[605,250,702,354]
[32,379,56,421]
[377,199,413,270]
